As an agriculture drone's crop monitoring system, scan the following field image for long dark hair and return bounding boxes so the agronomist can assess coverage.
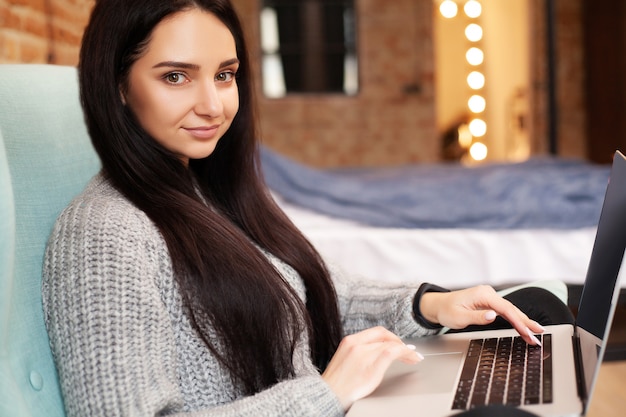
[79,0,343,394]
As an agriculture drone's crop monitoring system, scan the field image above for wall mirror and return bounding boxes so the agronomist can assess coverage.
[260,0,358,97]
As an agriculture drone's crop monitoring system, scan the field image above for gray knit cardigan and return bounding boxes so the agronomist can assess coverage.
[42,174,434,417]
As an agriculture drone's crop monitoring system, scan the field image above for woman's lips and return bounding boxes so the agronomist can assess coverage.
[183,125,219,139]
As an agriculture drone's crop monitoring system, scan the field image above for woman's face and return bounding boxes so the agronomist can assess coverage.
[124,9,240,165]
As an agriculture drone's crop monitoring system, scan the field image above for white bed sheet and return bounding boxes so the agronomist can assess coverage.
[277,197,597,289]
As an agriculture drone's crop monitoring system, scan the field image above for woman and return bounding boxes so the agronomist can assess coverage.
[42,0,566,416]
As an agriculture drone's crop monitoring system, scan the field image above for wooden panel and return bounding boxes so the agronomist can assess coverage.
[587,361,626,417]
[583,0,626,163]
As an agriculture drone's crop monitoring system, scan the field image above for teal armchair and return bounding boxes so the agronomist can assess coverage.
[0,65,100,417]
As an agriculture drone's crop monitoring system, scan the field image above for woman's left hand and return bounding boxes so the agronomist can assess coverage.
[419,285,545,345]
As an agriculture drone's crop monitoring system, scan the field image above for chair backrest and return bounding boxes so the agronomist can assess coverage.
[0,65,100,417]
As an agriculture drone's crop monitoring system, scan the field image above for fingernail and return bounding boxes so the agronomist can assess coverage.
[527,328,542,346]
[536,323,546,333]
[405,344,425,360]
[485,310,497,321]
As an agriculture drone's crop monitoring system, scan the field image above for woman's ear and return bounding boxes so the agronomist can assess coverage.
[119,84,127,105]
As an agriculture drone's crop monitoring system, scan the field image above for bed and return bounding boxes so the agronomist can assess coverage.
[259,147,612,290]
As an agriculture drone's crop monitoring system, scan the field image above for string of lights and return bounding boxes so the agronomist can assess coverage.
[439,0,487,161]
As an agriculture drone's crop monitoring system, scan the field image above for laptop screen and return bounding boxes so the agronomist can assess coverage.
[575,150,626,408]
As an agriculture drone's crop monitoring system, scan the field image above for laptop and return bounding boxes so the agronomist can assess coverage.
[348,150,626,417]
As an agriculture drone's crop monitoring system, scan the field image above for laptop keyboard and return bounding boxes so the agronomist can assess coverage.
[452,334,553,410]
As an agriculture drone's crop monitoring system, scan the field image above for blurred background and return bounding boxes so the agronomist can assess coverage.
[1,0,624,167]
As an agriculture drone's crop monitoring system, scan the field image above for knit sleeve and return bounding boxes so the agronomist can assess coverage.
[42,185,343,417]
[328,263,438,338]
[42,193,187,416]
[175,376,342,417]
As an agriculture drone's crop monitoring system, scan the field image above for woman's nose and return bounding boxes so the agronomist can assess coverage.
[194,80,223,117]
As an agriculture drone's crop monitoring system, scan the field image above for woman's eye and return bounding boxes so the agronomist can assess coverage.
[164,72,187,85]
[216,71,235,83]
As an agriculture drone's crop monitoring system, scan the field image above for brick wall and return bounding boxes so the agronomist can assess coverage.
[0,0,93,65]
[0,0,586,167]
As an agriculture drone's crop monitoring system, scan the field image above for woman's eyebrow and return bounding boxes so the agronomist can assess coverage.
[152,58,239,71]
[219,58,240,68]
[152,61,200,70]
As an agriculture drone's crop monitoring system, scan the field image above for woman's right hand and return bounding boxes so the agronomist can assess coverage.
[321,326,424,411]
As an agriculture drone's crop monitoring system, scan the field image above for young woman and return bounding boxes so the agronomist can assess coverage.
[42,0,568,416]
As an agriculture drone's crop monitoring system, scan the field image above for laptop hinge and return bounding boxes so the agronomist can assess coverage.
[572,333,588,409]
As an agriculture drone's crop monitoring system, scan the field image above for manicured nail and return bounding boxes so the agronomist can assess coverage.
[485,310,497,321]
[527,328,542,346]
[405,344,425,360]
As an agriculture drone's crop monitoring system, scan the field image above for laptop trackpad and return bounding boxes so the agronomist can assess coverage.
[370,352,464,397]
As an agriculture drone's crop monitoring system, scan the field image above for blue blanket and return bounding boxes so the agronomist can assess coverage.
[260,147,611,229]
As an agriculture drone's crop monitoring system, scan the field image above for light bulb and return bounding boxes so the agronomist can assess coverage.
[458,124,473,148]
[469,118,487,137]
[440,0,458,18]
[464,0,482,18]
[467,71,485,89]
[469,142,488,161]
[465,23,483,42]
[468,95,486,113]
[466,47,484,65]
